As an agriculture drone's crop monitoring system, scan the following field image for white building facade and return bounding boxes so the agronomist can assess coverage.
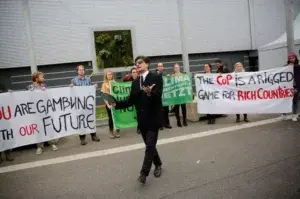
[1,0,299,70]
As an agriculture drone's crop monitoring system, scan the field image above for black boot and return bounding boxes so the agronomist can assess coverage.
[211,118,216,124]
[177,120,182,127]
[243,114,249,122]
[183,119,188,126]
[5,151,14,161]
[175,113,182,127]
[236,114,240,123]
[207,115,212,124]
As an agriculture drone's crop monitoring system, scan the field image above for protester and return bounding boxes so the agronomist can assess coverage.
[101,71,120,138]
[123,67,138,82]
[70,65,100,145]
[289,52,299,121]
[156,63,172,130]
[215,59,230,118]
[0,83,14,163]
[173,63,188,127]
[203,63,216,124]
[27,72,59,154]
[234,62,249,123]
[123,67,140,134]
[215,59,230,74]
[112,56,163,184]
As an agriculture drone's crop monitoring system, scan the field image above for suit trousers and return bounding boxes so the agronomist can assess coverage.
[140,129,162,176]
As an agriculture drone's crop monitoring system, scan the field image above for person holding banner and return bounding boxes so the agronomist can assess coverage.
[203,63,216,124]
[281,53,300,121]
[70,65,100,145]
[112,56,163,184]
[156,63,172,130]
[101,71,121,139]
[289,52,300,121]
[123,67,138,82]
[123,67,141,134]
[215,59,230,74]
[27,72,59,155]
[173,63,188,127]
[0,83,14,163]
[234,62,249,123]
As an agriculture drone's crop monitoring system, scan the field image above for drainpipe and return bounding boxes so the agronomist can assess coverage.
[23,0,37,73]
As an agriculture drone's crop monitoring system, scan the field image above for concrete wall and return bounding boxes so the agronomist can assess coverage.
[0,0,291,69]
[0,0,30,68]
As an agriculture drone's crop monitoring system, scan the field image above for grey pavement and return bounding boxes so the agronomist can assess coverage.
[0,114,300,198]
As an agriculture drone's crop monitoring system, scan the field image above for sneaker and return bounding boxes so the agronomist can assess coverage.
[36,147,43,155]
[52,144,58,151]
[281,114,288,121]
[292,115,298,122]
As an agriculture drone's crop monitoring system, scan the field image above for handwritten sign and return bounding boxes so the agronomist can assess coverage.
[195,66,294,114]
[0,86,96,151]
[110,81,137,129]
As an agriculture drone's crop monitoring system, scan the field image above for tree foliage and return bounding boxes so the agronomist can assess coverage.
[94,30,134,69]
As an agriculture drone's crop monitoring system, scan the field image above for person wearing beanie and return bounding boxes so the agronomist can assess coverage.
[287,52,300,121]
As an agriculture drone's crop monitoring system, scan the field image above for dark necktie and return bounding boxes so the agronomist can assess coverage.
[140,76,144,89]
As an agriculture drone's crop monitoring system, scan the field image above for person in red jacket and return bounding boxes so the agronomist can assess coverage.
[123,67,138,82]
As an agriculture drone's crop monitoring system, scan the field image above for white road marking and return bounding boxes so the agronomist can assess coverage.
[0,116,285,174]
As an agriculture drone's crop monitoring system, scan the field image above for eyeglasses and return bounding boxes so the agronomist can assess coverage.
[135,60,144,65]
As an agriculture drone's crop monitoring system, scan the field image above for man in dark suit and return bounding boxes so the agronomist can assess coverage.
[113,56,163,184]
[156,63,172,130]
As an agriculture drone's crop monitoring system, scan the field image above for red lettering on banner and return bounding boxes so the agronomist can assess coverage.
[216,74,233,85]
[0,106,12,120]
[19,124,39,136]
[237,87,294,101]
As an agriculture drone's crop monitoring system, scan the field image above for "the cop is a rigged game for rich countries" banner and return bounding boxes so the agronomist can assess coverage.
[195,66,294,114]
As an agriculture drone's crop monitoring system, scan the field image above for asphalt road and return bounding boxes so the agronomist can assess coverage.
[0,115,300,199]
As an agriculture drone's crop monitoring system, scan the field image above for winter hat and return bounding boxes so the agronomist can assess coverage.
[288,52,297,59]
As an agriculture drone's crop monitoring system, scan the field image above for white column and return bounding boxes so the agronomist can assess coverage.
[177,0,190,74]
[285,0,294,54]
[23,0,37,73]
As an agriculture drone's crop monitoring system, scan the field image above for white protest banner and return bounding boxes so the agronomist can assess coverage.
[195,66,294,114]
[0,86,96,152]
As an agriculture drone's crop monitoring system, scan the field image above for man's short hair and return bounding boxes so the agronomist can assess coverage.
[157,62,163,67]
[76,65,85,71]
[215,59,222,64]
[130,67,137,73]
[32,71,44,82]
[134,56,150,65]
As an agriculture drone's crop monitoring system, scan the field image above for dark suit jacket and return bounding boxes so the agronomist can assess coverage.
[115,71,163,131]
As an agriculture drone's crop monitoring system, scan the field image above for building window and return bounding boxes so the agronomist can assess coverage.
[94,30,134,69]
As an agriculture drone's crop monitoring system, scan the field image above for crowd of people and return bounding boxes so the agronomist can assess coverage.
[0,53,299,170]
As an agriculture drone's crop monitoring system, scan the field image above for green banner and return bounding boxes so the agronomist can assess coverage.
[110,81,137,129]
[162,74,193,106]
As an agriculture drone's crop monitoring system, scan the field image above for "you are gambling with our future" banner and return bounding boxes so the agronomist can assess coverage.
[0,86,96,151]
[195,66,294,114]
[111,74,193,129]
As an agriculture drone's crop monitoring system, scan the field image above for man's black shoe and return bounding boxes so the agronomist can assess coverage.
[164,125,172,129]
[159,127,164,130]
[137,174,146,184]
[153,166,162,178]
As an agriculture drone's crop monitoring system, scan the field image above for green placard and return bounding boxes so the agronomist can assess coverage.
[110,81,137,129]
[162,74,193,106]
